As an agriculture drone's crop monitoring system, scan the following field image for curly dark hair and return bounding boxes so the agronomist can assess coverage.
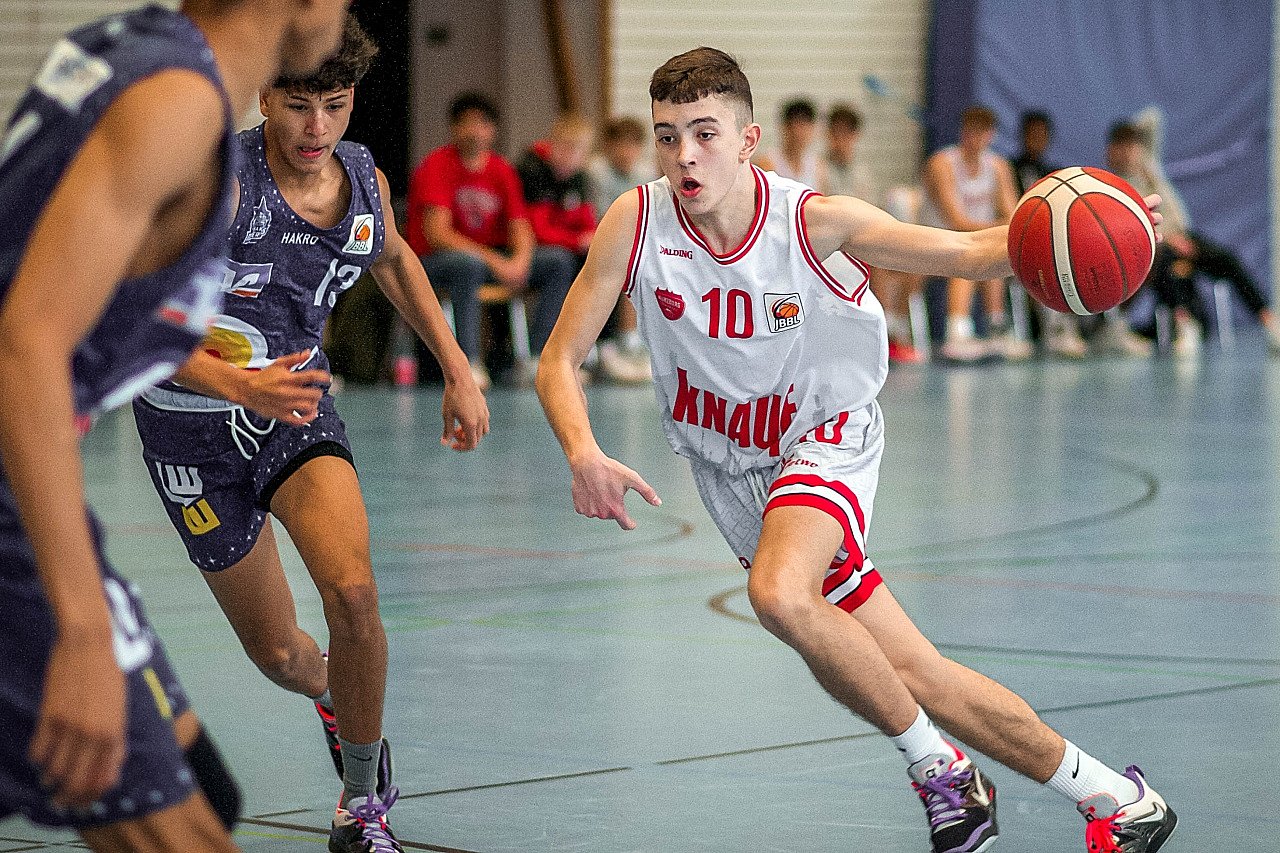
[274,14,378,93]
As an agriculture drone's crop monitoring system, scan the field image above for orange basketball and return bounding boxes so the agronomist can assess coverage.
[773,300,800,319]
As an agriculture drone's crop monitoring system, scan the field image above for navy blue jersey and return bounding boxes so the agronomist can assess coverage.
[147,124,384,408]
[0,6,234,534]
[0,5,235,419]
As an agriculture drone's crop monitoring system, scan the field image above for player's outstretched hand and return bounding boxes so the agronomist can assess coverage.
[570,451,661,530]
[29,634,126,807]
[441,374,490,451]
[243,350,329,426]
[1143,193,1164,241]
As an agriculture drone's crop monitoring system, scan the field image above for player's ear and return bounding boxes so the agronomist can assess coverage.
[258,88,272,117]
[739,122,761,163]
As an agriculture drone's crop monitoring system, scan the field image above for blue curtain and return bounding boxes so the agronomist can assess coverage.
[971,1,1273,296]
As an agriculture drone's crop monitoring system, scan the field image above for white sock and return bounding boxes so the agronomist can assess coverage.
[1046,740,1140,805]
[946,315,976,341]
[617,329,643,351]
[890,707,959,765]
[886,311,911,342]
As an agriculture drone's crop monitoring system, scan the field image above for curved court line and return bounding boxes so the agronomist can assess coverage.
[878,448,1160,559]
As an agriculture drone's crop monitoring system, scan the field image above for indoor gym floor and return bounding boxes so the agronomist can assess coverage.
[4,343,1280,852]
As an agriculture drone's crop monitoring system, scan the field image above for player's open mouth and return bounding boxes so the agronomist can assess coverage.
[298,146,326,160]
[678,177,702,198]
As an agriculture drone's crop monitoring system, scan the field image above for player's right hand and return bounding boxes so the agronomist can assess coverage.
[29,633,126,807]
[242,350,329,425]
[570,452,661,530]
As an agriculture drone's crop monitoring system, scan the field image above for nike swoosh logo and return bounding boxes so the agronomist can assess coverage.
[354,756,373,763]
[1071,754,1081,779]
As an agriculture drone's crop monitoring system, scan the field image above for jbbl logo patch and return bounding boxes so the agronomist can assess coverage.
[343,213,375,255]
[764,292,804,333]
[35,39,113,112]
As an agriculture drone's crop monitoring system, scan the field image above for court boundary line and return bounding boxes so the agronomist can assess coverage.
[237,817,482,853]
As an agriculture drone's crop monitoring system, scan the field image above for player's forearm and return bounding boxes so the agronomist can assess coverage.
[173,351,251,405]
[955,226,1014,280]
[535,355,603,464]
[0,338,113,641]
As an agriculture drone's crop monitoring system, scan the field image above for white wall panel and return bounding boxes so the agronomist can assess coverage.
[0,1,176,123]
[608,0,929,199]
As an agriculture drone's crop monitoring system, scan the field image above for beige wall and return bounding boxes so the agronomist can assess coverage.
[607,0,929,200]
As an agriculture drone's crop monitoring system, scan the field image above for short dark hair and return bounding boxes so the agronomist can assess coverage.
[602,116,647,145]
[1108,121,1143,146]
[450,91,500,125]
[273,14,377,93]
[1020,110,1053,134]
[828,104,862,133]
[960,105,997,131]
[649,47,753,124]
[781,98,817,124]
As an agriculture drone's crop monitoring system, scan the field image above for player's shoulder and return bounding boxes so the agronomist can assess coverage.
[103,69,223,156]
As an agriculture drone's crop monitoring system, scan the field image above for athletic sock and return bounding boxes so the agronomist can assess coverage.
[891,706,960,765]
[338,737,382,805]
[1045,739,1140,805]
[946,315,976,341]
[311,688,333,711]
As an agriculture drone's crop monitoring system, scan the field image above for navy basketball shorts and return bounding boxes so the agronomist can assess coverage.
[0,532,195,828]
[689,401,885,612]
[133,393,354,572]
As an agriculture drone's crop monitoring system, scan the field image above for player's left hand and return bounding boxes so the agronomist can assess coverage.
[441,375,489,451]
[1143,194,1164,241]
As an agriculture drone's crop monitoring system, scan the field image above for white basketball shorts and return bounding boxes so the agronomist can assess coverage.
[689,401,885,612]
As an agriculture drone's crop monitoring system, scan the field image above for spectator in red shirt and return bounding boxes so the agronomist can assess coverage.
[407,92,576,388]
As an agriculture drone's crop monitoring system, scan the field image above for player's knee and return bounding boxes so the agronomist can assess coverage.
[747,573,818,638]
[245,640,306,687]
[185,726,242,830]
[320,579,381,637]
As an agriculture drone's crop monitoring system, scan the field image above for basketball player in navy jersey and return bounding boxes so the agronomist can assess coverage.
[0,2,350,850]
[537,47,1176,853]
[131,16,488,853]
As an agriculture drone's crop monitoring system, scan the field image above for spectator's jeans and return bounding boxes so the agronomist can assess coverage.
[421,247,580,361]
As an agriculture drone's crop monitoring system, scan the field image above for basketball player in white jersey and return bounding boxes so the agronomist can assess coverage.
[536,48,1176,853]
[920,106,1028,363]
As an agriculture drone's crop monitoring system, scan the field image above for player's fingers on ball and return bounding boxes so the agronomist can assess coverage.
[295,369,330,385]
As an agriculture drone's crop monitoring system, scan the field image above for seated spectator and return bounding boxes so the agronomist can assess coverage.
[756,98,826,189]
[1011,110,1089,359]
[1109,112,1280,356]
[406,92,576,389]
[824,104,921,363]
[920,105,1029,362]
[587,116,654,383]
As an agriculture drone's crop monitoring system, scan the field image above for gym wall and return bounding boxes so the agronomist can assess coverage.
[608,0,930,201]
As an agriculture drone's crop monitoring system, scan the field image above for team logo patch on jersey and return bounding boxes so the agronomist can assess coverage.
[243,196,272,244]
[35,39,113,112]
[219,259,273,298]
[655,287,685,320]
[764,292,804,333]
[344,213,375,255]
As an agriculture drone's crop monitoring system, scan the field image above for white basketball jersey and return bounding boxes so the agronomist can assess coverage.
[920,146,998,228]
[626,166,887,475]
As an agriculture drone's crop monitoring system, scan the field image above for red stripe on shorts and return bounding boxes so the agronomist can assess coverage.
[769,473,868,535]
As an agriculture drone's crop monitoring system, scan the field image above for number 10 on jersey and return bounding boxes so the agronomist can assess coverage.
[702,287,754,339]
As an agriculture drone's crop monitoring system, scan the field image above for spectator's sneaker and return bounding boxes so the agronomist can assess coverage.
[909,752,998,853]
[598,340,653,383]
[1172,312,1201,358]
[1264,314,1280,356]
[330,787,403,853]
[1092,318,1153,357]
[1077,766,1176,853]
[315,702,344,781]
[1046,324,1089,359]
[888,338,924,364]
[938,334,992,364]
[469,360,491,392]
[990,332,1035,362]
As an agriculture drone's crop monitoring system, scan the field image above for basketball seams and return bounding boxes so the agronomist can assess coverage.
[1073,194,1132,302]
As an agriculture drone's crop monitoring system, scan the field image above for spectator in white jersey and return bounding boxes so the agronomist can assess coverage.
[536,46,1175,853]
[826,104,922,363]
[587,116,654,383]
[920,105,1028,363]
[756,97,826,190]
